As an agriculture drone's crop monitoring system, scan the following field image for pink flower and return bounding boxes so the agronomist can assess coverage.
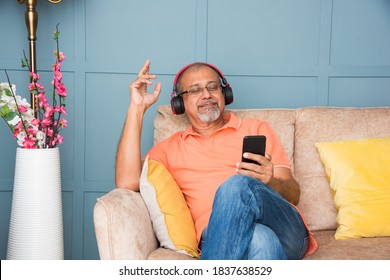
[44,106,55,118]
[36,93,48,108]
[26,128,37,138]
[23,138,36,149]
[13,128,20,138]
[15,121,23,130]
[36,92,45,99]
[46,128,53,137]
[56,83,67,97]
[31,118,40,126]
[58,106,67,115]
[54,70,62,82]
[52,63,61,72]
[35,83,45,90]
[28,82,44,91]
[18,105,27,113]
[54,51,66,63]
[56,134,64,144]
[54,106,67,115]
[58,52,66,62]
[41,117,52,127]
[29,72,40,81]
[59,118,67,128]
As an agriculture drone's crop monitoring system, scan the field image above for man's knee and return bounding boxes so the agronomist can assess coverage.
[222,174,258,187]
[214,175,252,202]
[216,175,268,201]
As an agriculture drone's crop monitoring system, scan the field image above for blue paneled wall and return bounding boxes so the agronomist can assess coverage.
[1,0,389,259]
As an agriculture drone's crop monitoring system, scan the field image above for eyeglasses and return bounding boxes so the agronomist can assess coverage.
[178,82,222,97]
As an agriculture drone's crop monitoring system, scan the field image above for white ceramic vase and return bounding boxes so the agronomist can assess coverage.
[7,147,64,260]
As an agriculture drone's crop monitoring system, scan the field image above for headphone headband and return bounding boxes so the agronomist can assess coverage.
[173,62,229,91]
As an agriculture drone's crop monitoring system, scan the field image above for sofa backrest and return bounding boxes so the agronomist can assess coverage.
[294,107,390,231]
[153,105,390,232]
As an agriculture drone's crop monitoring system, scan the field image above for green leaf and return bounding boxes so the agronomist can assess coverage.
[4,111,18,122]
[4,88,12,97]
[53,31,59,40]
[0,104,11,117]
[21,58,28,68]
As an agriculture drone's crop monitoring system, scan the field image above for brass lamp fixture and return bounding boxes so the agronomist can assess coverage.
[17,0,63,113]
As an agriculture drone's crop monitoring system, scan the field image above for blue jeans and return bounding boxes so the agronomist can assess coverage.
[200,175,309,260]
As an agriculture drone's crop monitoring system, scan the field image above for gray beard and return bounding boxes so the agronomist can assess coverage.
[198,107,221,122]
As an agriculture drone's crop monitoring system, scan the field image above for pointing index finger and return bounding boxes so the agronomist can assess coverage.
[138,59,151,77]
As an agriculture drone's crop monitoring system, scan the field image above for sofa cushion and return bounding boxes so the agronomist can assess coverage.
[147,247,196,260]
[154,105,296,171]
[304,230,390,260]
[139,157,199,258]
[294,107,390,231]
[316,137,390,240]
[148,230,390,260]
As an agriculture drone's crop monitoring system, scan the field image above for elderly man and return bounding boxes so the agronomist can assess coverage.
[115,60,316,259]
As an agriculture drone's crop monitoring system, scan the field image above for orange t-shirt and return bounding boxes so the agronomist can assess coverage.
[147,112,317,256]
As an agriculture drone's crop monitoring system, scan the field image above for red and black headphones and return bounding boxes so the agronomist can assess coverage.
[170,62,234,115]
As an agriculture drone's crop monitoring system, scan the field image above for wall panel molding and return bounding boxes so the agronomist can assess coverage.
[1,0,389,260]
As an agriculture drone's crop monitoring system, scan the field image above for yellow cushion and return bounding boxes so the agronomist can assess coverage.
[315,137,390,240]
[139,157,199,258]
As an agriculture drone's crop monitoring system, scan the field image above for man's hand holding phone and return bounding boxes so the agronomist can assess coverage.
[237,135,274,184]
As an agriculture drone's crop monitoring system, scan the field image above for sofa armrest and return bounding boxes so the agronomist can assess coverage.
[93,188,158,259]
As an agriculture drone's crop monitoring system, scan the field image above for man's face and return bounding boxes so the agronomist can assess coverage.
[179,66,225,124]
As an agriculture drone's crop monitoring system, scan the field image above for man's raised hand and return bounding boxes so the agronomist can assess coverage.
[129,59,161,111]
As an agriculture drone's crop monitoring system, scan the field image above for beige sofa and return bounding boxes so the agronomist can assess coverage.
[94,105,390,260]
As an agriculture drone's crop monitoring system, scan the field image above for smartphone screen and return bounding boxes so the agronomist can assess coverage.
[241,135,266,165]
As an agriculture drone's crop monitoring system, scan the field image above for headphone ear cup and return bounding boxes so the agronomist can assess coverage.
[171,95,185,115]
[222,86,234,105]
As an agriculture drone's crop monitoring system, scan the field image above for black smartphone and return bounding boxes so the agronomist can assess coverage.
[241,135,266,165]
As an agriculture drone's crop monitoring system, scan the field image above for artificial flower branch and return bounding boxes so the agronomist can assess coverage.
[4,70,29,135]
[0,24,67,149]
